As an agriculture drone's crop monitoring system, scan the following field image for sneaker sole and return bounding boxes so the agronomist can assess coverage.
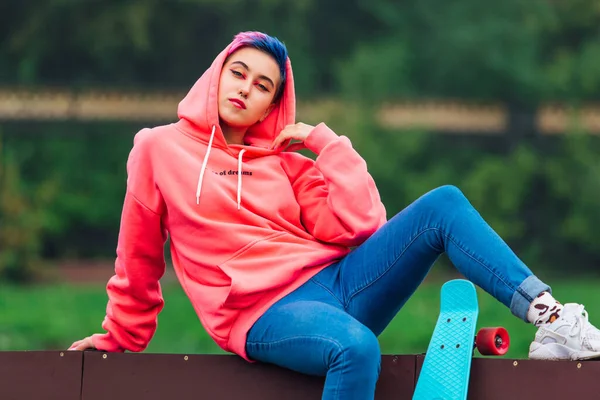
[529,341,600,361]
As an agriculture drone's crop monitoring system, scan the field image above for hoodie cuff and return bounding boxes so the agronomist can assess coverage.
[304,123,339,154]
[92,332,126,352]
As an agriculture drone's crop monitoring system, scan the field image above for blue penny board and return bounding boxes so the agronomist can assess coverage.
[413,279,479,400]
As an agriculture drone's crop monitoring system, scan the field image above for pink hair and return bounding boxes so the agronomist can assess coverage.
[227,32,270,56]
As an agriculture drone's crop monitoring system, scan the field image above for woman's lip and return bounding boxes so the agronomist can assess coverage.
[229,99,246,109]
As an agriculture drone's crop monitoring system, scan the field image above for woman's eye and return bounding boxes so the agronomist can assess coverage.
[231,70,243,77]
[257,84,269,92]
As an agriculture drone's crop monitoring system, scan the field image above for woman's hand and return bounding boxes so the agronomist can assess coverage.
[271,122,315,149]
[68,336,96,351]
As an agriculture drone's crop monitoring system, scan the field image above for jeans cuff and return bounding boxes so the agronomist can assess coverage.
[510,275,552,322]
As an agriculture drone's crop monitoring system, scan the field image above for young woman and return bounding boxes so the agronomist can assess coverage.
[69,32,600,399]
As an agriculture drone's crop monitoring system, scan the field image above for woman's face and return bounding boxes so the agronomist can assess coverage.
[218,47,281,129]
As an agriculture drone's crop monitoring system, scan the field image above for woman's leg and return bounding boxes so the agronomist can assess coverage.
[311,184,600,361]
[312,185,550,336]
[246,279,380,400]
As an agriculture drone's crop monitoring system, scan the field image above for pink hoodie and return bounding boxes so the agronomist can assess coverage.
[91,38,387,361]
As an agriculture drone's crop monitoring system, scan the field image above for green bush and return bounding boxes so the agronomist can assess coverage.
[0,134,61,282]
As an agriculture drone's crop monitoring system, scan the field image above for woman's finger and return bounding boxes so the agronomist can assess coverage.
[68,337,94,351]
[78,343,91,350]
[271,131,289,149]
[75,340,93,351]
[68,340,83,350]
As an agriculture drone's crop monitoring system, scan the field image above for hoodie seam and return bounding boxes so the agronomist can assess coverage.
[129,190,161,216]
[173,124,216,146]
[172,122,232,151]
[174,123,258,157]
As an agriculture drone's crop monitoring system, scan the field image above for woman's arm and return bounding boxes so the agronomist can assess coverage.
[91,191,167,352]
[283,123,387,247]
[71,129,168,352]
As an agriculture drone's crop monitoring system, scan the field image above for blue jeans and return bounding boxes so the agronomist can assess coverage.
[245,185,550,400]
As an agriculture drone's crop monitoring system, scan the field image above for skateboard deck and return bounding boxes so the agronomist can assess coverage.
[413,279,479,400]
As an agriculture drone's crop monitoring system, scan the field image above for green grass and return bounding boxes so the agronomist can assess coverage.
[1,279,599,359]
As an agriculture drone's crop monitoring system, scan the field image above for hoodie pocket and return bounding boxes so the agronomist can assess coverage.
[219,231,289,309]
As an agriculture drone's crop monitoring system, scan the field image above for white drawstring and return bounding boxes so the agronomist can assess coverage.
[196,125,215,204]
[237,149,246,210]
[195,125,246,211]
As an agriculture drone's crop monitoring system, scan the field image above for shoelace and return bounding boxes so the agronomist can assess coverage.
[568,305,590,347]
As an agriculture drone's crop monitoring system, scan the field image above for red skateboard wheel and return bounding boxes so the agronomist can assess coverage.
[475,327,510,356]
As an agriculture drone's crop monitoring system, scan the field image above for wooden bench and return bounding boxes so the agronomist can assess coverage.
[0,351,596,399]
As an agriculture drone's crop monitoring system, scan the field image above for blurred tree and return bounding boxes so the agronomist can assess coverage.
[0,133,61,282]
[342,0,600,104]
[1,0,599,102]
[0,0,353,96]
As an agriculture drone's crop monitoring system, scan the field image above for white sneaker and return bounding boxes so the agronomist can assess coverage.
[528,303,600,361]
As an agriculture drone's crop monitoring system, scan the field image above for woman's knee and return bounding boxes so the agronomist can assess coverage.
[332,326,381,371]
[419,185,471,210]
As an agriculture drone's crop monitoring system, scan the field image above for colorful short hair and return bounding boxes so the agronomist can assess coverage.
[227,31,288,101]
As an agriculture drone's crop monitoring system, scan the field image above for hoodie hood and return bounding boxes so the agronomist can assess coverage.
[175,37,298,208]
[176,39,296,153]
